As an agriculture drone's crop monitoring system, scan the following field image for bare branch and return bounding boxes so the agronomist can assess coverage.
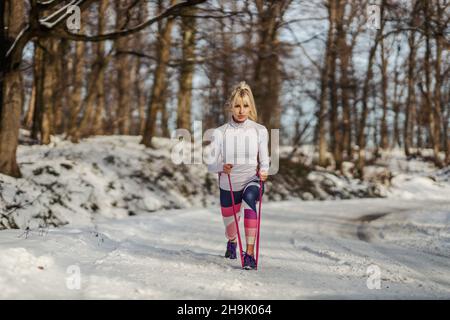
[44,0,207,42]
[39,0,81,28]
[36,0,66,10]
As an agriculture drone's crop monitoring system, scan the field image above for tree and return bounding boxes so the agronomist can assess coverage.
[0,0,206,177]
[142,0,177,147]
[356,0,386,179]
[176,6,197,131]
[252,0,292,132]
[0,1,26,177]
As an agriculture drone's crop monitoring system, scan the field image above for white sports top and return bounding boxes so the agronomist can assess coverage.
[207,116,270,191]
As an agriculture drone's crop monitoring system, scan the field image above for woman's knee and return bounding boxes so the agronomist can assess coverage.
[243,186,259,205]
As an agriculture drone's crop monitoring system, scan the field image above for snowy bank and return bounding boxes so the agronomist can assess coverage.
[1,136,449,230]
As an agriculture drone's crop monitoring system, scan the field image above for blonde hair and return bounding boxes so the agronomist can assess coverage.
[227,81,258,122]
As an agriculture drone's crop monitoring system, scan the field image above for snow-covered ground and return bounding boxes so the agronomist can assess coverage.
[0,198,448,299]
[380,149,450,201]
[0,135,449,299]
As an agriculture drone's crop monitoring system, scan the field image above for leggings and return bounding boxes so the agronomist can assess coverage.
[219,179,265,246]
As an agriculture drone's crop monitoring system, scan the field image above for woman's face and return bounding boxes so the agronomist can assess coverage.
[231,96,250,122]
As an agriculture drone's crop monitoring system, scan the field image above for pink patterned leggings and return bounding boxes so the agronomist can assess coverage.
[219,179,264,245]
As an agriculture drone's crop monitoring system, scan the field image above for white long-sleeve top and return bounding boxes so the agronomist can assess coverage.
[207,116,270,191]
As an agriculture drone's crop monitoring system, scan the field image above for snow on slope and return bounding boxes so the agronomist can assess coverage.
[1,135,217,229]
[1,136,395,230]
[378,149,450,200]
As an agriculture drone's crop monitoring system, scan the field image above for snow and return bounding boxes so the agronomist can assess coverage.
[0,198,448,299]
[0,136,449,299]
[1,135,217,229]
[378,148,450,201]
[2,136,395,229]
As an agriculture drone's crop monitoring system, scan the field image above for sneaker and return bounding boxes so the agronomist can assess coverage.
[225,240,237,259]
[243,252,257,270]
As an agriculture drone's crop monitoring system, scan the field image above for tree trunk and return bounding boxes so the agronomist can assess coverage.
[57,39,70,134]
[422,1,441,165]
[31,42,44,141]
[141,0,176,147]
[176,7,197,131]
[339,30,352,160]
[252,0,289,132]
[356,0,385,178]
[379,33,389,149]
[136,58,146,136]
[79,0,107,137]
[0,0,26,177]
[433,0,446,164]
[317,2,332,167]
[404,28,416,157]
[219,3,234,124]
[68,40,85,142]
[391,43,401,148]
[329,0,345,171]
[115,0,132,135]
[41,39,58,145]
[25,43,36,130]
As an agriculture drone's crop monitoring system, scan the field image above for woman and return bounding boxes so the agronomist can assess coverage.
[207,81,269,270]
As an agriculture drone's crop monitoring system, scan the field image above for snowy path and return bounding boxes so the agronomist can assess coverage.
[0,198,449,299]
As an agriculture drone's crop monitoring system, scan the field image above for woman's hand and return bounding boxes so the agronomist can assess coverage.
[223,163,233,174]
[259,171,268,182]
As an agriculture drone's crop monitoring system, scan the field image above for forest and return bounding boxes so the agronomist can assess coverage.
[0,0,450,300]
[0,0,449,179]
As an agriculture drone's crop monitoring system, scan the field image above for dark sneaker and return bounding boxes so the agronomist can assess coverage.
[243,252,256,270]
[225,240,237,259]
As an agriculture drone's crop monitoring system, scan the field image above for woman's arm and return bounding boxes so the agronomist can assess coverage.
[207,129,224,173]
[258,127,270,174]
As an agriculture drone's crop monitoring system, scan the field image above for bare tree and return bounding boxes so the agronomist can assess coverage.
[142,0,177,147]
[176,6,197,131]
[252,0,292,131]
[0,1,26,177]
[0,0,206,177]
